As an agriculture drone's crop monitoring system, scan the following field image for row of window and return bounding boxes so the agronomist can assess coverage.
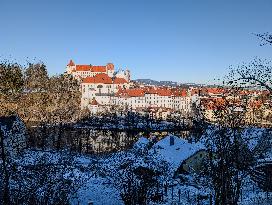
[101,100,190,110]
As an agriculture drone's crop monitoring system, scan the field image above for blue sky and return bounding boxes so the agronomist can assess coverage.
[0,0,271,83]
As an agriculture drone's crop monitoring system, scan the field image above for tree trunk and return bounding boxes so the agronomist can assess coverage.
[0,129,11,204]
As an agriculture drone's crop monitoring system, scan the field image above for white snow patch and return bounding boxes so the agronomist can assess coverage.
[149,135,205,172]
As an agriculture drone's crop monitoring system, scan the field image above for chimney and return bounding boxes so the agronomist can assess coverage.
[170,136,174,146]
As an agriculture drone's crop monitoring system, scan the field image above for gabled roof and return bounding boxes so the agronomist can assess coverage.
[90,98,99,105]
[94,73,112,84]
[67,60,75,66]
[82,73,112,84]
[150,135,205,171]
[94,73,113,84]
[82,73,127,84]
[113,77,128,84]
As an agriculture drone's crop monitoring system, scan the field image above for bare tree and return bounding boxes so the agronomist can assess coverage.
[200,58,272,204]
[227,58,272,94]
[254,32,272,46]
[24,63,49,92]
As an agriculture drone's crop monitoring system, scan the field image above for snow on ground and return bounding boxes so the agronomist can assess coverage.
[72,145,272,205]
[16,150,124,205]
[239,176,272,205]
[73,175,123,205]
[8,132,272,205]
[133,136,150,150]
[241,128,270,150]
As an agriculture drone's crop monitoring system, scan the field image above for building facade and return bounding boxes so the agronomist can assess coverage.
[66,60,193,115]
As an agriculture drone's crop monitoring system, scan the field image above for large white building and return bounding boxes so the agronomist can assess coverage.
[112,87,191,112]
[66,60,130,81]
[66,60,192,114]
[66,60,130,109]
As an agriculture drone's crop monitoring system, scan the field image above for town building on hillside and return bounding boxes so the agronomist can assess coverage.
[80,73,130,109]
[65,60,131,109]
[66,60,270,120]
[112,87,192,113]
[88,98,101,114]
[66,60,193,114]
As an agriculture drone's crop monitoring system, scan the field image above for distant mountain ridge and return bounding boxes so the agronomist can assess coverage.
[133,79,205,87]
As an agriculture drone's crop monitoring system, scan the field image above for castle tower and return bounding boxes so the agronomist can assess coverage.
[106,63,114,77]
[124,69,131,82]
[66,60,76,74]
[115,69,130,82]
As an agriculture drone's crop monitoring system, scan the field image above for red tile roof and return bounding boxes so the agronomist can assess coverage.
[181,89,187,97]
[82,76,95,83]
[74,63,114,72]
[68,60,75,66]
[96,73,113,84]
[127,89,145,97]
[202,98,227,110]
[156,88,172,96]
[117,87,189,97]
[249,99,263,109]
[82,75,127,85]
[191,88,201,95]
[116,88,145,97]
[76,65,111,72]
[115,88,126,96]
[206,88,224,95]
[172,89,187,97]
[76,65,92,71]
[146,87,157,94]
[90,98,99,105]
[91,66,106,72]
[113,77,127,84]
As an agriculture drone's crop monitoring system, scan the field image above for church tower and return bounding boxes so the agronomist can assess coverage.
[124,69,131,82]
[66,60,76,74]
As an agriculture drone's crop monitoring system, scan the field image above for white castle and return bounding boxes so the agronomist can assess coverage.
[66,60,192,116]
[66,60,130,81]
